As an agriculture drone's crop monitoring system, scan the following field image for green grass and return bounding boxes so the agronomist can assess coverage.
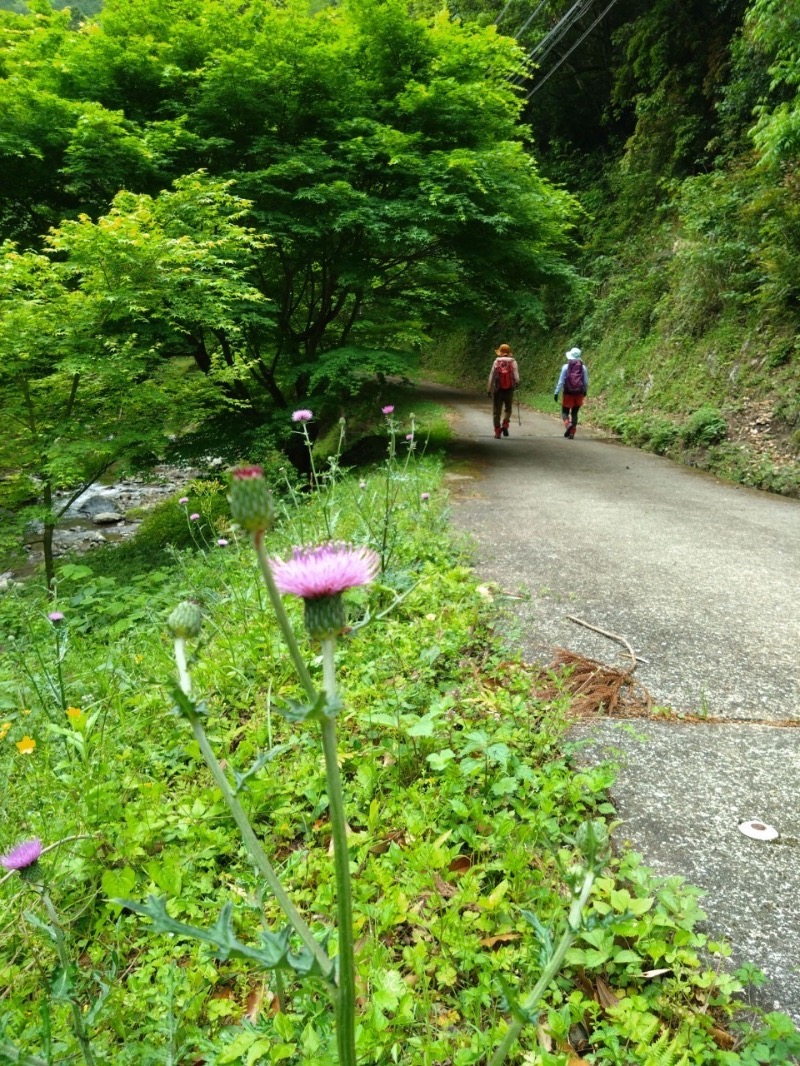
[1,440,798,1064]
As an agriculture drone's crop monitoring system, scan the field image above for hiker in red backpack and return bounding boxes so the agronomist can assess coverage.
[487,343,520,438]
[554,347,588,439]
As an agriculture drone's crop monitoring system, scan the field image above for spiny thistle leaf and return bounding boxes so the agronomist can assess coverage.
[496,973,537,1026]
[118,896,329,978]
[278,691,339,724]
[521,908,554,964]
[168,683,208,721]
[233,743,296,794]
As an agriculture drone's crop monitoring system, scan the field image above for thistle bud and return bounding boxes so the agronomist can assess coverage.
[168,601,203,639]
[303,593,347,640]
[229,466,274,534]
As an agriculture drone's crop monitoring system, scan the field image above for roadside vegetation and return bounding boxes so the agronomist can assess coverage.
[2,414,799,1065]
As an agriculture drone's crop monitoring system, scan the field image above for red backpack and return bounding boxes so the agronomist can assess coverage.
[564,359,584,394]
[495,358,514,390]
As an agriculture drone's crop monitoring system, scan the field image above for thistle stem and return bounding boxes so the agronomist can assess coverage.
[302,423,320,493]
[53,629,67,712]
[320,637,357,1066]
[253,534,317,701]
[173,639,332,980]
[39,891,96,1066]
[487,869,596,1066]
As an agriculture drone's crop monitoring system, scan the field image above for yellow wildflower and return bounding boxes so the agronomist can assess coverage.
[66,707,82,719]
[16,736,36,754]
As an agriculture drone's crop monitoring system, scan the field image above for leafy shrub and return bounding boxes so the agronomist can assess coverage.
[647,417,681,453]
[602,411,680,454]
[681,406,728,447]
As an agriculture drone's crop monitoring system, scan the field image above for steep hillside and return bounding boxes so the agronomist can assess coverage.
[425,0,800,496]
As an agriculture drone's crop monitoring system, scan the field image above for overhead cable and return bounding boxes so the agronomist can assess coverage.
[525,0,624,98]
[494,0,516,27]
[511,0,550,39]
[527,0,597,64]
[527,0,594,60]
[510,0,595,85]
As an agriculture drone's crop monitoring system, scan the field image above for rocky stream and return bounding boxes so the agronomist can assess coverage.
[1,465,201,587]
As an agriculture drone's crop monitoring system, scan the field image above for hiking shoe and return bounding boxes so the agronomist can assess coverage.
[564,428,572,437]
[494,428,502,439]
[568,426,576,438]
[501,425,509,437]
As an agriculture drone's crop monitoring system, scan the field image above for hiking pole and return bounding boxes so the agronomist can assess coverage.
[516,395,521,426]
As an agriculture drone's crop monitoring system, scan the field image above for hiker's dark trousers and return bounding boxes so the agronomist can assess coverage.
[561,392,585,428]
[493,388,514,428]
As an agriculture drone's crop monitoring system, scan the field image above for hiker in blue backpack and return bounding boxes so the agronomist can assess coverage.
[487,343,520,438]
[554,347,588,439]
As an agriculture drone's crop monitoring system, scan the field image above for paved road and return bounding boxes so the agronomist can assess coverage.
[433,383,800,1020]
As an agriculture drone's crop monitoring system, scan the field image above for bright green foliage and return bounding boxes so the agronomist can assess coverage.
[746,0,800,169]
[0,0,579,415]
[0,178,243,582]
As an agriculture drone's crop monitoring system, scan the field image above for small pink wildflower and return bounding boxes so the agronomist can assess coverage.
[217,538,229,547]
[420,492,430,501]
[178,496,189,505]
[1,838,42,871]
[292,410,313,423]
[382,405,394,415]
[48,611,64,624]
[271,542,379,601]
[405,433,413,441]
[190,513,200,521]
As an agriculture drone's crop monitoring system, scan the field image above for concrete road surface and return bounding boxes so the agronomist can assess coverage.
[432,383,800,1020]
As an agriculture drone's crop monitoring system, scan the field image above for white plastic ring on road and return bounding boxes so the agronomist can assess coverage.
[738,820,779,841]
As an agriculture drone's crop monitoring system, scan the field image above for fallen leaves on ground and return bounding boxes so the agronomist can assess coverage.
[537,648,653,718]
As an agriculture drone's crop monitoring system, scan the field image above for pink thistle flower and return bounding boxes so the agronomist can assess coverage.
[420,492,430,501]
[271,543,380,639]
[292,410,313,422]
[48,611,64,624]
[1,838,42,871]
[189,513,200,521]
[178,497,189,505]
[217,538,229,547]
[405,433,413,441]
[271,543,379,600]
[382,405,394,415]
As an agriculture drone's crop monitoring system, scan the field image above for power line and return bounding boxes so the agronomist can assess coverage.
[494,0,516,27]
[525,0,623,98]
[510,0,549,39]
[510,0,596,86]
[528,0,597,64]
[527,0,594,60]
